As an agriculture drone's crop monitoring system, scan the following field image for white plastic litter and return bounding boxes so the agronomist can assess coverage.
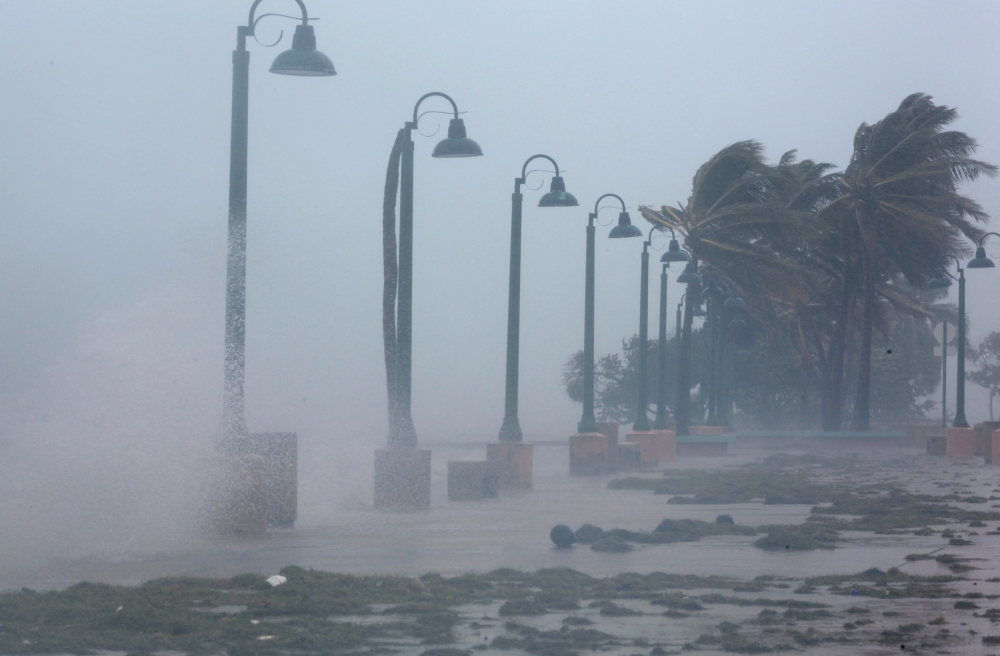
[265,575,287,587]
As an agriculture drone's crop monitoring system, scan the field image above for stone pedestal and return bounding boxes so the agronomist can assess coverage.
[247,432,297,529]
[980,422,1000,463]
[212,454,267,537]
[945,427,976,459]
[487,442,533,488]
[625,431,675,466]
[617,443,642,471]
[653,430,677,462]
[596,422,620,470]
[569,433,611,475]
[991,430,1000,466]
[374,446,431,508]
[447,461,499,500]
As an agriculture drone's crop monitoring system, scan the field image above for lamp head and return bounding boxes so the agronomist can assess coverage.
[608,211,642,238]
[269,25,337,76]
[967,245,996,269]
[660,237,691,263]
[431,118,483,158]
[724,289,745,309]
[676,262,702,285]
[692,300,707,317]
[702,277,725,299]
[538,176,579,207]
[927,268,953,290]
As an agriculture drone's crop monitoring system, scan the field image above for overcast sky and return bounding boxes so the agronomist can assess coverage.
[2,0,1000,451]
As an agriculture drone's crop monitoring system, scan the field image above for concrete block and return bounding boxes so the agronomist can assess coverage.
[946,427,976,459]
[569,433,611,475]
[653,430,677,461]
[487,442,533,488]
[596,422,620,469]
[447,461,499,500]
[926,435,946,456]
[374,446,431,508]
[617,443,642,471]
[992,430,1000,466]
[211,454,267,537]
[247,432,297,529]
[982,422,1000,463]
[626,431,676,465]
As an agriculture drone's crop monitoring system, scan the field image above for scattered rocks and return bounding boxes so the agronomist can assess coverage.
[574,523,606,543]
[591,536,633,552]
[716,514,735,524]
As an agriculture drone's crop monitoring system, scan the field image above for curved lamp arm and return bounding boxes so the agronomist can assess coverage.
[248,0,309,28]
[592,193,626,217]
[978,231,1000,247]
[942,253,963,279]
[410,92,460,127]
[519,154,561,184]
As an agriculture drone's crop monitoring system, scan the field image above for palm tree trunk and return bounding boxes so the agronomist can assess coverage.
[851,269,875,431]
[383,130,403,429]
[823,266,855,430]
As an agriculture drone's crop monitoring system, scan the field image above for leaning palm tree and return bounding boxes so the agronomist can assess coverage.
[640,141,810,434]
[817,93,996,430]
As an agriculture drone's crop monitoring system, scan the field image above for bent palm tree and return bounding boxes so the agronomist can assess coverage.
[818,93,996,430]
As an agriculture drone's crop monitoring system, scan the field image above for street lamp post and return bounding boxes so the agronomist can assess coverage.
[653,236,691,429]
[498,155,578,442]
[223,0,336,449]
[701,277,726,426]
[723,290,746,428]
[390,92,483,446]
[375,93,482,509]
[928,257,969,428]
[578,195,640,435]
[674,263,702,435]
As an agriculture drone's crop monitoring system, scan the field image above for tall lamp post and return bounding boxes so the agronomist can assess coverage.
[578,196,641,435]
[374,93,481,509]
[928,256,970,428]
[498,155,578,442]
[674,263,702,435]
[223,0,336,449]
[653,236,691,429]
[701,277,726,426]
[722,290,746,428]
[390,92,483,446]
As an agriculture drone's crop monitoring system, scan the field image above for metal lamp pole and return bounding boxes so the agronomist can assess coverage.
[390,92,483,445]
[701,277,725,426]
[579,195,640,434]
[674,263,702,435]
[499,156,578,441]
[653,234,691,429]
[223,0,335,449]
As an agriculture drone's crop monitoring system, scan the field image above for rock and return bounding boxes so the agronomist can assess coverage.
[550,524,576,548]
[575,523,606,543]
[715,514,735,525]
[591,536,633,552]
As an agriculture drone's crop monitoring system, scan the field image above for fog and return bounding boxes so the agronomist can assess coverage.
[2,0,1000,571]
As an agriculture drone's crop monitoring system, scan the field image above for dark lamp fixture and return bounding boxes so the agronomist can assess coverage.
[431,118,483,158]
[693,300,707,317]
[660,238,691,263]
[677,263,701,285]
[608,211,642,238]
[729,316,747,331]
[967,245,996,269]
[538,176,579,207]
[269,25,337,76]
[927,268,953,290]
[702,277,725,299]
[724,290,745,309]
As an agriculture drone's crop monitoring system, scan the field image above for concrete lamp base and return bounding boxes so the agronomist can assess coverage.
[569,432,611,475]
[617,442,642,471]
[211,454,268,537]
[374,446,431,509]
[487,442,533,488]
[945,427,976,459]
[992,430,1000,466]
[625,430,675,466]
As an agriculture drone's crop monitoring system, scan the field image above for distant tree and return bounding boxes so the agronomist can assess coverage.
[968,331,1000,421]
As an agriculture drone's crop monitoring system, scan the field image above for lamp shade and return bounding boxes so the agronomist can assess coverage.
[432,118,483,158]
[724,290,745,309]
[677,263,702,285]
[967,245,996,269]
[608,211,642,238]
[702,278,725,299]
[538,176,579,207]
[660,238,691,263]
[927,268,953,290]
[270,25,337,76]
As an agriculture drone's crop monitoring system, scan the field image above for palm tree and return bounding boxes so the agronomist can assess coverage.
[817,94,996,430]
[640,141,808,434]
